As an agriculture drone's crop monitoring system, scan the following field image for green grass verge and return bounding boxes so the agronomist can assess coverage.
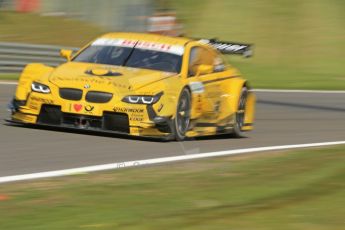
[0,145,344,229]
[172,0,345,89]
[0,74,19,80]
[0,12,105,47]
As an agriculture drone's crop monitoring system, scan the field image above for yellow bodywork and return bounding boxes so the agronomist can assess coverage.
[11,32,255,140]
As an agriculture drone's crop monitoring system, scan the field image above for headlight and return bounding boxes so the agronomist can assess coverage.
[122,92,163,105]
[31,82,51,94]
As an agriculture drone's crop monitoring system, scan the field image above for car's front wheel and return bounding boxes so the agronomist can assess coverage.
[172,88,191,141]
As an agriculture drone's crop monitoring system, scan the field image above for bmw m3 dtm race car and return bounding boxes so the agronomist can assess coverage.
[8,32,255,141]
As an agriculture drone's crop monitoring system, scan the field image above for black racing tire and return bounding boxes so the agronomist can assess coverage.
[232,87,248,138]
[172,88,192,141]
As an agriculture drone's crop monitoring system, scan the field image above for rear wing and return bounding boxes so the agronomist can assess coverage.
[198,39,253,58]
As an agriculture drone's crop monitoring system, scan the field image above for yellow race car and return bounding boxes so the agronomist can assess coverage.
[8,32,255,141]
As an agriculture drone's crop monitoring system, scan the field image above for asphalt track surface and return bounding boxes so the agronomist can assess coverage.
[0,84,344,177]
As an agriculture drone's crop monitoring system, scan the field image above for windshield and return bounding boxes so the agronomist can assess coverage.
[73,45,182,73]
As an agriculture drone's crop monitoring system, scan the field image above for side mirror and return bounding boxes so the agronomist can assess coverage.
[60,49,73,61]
[196,64,213,76]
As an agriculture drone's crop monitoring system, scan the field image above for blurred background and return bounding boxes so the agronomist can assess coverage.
[0,0,344,89]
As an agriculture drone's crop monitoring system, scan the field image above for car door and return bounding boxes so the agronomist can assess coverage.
[187,46,225,124]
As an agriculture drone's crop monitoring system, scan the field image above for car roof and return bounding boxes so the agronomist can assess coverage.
[100,32,193,46]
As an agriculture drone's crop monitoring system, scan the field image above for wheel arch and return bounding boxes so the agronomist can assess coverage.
[15,63,54,101]
[225,78,256,131]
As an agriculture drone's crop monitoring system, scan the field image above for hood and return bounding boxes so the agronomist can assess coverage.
[48,62,176,93]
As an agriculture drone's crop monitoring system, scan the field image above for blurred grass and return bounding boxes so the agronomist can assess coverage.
[172,0,345,89]
[0,12,104,47]
[0,74,18,80]
[0,145,344,229]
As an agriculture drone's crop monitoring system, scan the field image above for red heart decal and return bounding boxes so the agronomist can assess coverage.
[73,104,83,112]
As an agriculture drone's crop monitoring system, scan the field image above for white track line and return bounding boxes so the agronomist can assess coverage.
[0,141,344,184]
[0,81,17,85]
[1,81,345,93]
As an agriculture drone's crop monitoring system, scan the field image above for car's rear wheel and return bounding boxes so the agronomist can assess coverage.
[232,87,248,137]
[172,88,191,141]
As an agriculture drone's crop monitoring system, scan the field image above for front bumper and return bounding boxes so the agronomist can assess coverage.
[8,98,174,139]
[6,118,173,141]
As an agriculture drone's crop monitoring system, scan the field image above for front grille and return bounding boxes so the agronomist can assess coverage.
[103,112,129,133]
[59,88,83,101]
[37,105,62,125]
[86,91,113,103]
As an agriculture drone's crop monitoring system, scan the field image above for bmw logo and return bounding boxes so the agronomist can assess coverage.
[84,84,91,89]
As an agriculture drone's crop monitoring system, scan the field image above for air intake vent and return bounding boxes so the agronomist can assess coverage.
[86,91,113,103]
[103,112,129,133]
[59,88,83,101]
[37,105,62,125]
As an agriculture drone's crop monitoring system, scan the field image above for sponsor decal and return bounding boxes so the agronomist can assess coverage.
[85,105,94,112]
[189,82,205,94]
[92,38,135,47]
[214,101,221,113]
[157,104,164,112]
[51,76,113,85]
[198,39,252,57]
[113,107,144,113]
[129,116,144,121]
[196,94,202,112]
[112,83,129,89]
[73,104,83,112]
[91,38,184,55]
[199,39,248,52]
